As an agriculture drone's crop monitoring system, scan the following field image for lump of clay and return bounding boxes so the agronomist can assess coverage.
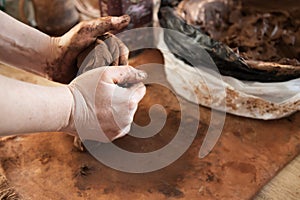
[77,33,128,74]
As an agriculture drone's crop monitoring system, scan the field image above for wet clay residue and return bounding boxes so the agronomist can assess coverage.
[177,0,300,65]
[1,50,300,199]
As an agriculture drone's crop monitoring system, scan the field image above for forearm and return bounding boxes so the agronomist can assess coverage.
[0,75,73,136]
[0,11,62,79]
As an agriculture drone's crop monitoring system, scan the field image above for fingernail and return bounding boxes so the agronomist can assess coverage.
[111,15,130,24]
[138,71,148,80]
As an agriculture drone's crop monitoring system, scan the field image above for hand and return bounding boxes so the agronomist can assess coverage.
[77,33,129,74]
[48,15,130,83]
[67,66,147,142]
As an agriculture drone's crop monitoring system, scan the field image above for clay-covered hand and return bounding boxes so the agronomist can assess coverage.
[50,15,130,83]
[66,65,147,142]
[0,11,130,84]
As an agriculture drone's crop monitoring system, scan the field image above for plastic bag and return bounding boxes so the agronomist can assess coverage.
[154,1,300,120]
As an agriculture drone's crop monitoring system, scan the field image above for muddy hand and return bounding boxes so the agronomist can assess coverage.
[50,15,130,83]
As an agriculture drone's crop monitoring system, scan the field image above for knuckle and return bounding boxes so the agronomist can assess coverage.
[101,70,111,80]
[98,17,113,27]
[126,66,136,74]
[130,98,137,105]
[122,46,129,55]
[124,118,133,127]
[102,16,112,21]
[76,21,88,33]
[129,99,137,110]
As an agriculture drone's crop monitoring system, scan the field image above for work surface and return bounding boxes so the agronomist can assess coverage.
[0,50,300,199]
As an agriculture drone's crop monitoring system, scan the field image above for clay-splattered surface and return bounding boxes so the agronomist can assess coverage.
[1,50,300,199]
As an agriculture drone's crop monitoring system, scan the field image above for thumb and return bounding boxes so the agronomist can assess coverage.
[103,66,148,85]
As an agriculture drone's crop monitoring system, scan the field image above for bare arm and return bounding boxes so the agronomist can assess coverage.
[0,74,73,136]
[0,66,146,140]
[0,11,130,83]
[0,11,56,79]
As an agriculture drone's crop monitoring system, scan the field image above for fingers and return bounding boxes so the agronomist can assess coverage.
[94,40,114,67]
[70,65,146,142]
[110,83,146,140]
[86,15,130,38]
[58,15,129,76]
[127,83,147,109]
[108,34,129,66]
[106,36,120,66]
[114,124,131,140]
[116,36,129,66]
[102,66,148,85]
[99,33,129,66]
[77,40,114,73]
[59,15,129,52]
[94,81,146,141]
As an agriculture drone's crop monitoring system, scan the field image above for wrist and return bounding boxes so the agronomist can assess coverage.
[46,37,78,83]
[59,85,76,134]
[48,37,62,62]
[0,75,76,135]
